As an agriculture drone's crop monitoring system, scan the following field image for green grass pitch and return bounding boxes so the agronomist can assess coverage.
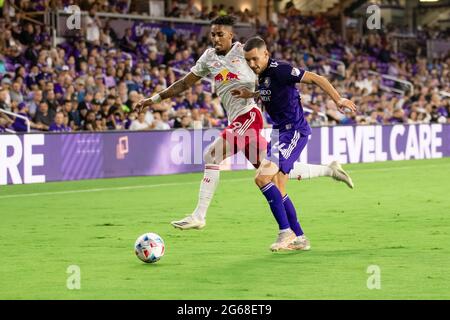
[0,158,449,299]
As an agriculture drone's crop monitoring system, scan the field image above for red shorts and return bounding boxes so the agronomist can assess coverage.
[220,107,267,168]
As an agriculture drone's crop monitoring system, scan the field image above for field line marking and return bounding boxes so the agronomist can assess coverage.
[1,161,449,199]
[0,178,251,199]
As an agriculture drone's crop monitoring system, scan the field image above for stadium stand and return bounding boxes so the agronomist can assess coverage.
[0,0,449,133]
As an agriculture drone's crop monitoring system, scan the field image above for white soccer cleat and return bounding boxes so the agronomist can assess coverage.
[328,161,354,189]
[287,235,311,251]
[270,229,297,251]
[171,215,206,230]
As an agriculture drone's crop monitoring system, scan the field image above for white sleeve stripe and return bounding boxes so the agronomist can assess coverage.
[299,70,306,82]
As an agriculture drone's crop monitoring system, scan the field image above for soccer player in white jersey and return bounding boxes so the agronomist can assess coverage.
[135,16,353,230]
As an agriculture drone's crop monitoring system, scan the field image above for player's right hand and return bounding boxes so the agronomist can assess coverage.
[231,87,255,99]
[134,98,152,113]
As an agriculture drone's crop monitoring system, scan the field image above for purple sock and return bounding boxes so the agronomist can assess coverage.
[260,183,290,230]
[283,195,304,236]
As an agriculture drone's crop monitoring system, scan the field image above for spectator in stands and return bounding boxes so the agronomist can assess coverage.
[34,101,55,130]
[10,80,24,104]
[430,105,447,124]
[407,110,421,124]
[109,108,127,130]
[208,5,219,20]
[1,77,12,105]
[2,29,22,62]
[0,86,11,112]
[12,102,41,132]
[389,108,405,124]
[86,7,102,45]
[167,1,182,17]
[163,44,177,65]
[44,90,59,112]
[96,117,107,131]
[0,117,8,132]
[129,111,152,131]
[19,23,35,45]
[341,109,357,125]
[83,110,98,131]
[152,110,171,130]
[90,99,103,121]
[77,90,93,119]
[49,111,71,132]
[186,0,201,19]
[0,3,448,134]
[28,89,43,117]
[63,99,80,130]
[161,22,176,42]
[0,89,14,128]
[173,114,192,129]
[308,105,327,127]
[117,81,128,105]
[120,28,137,52]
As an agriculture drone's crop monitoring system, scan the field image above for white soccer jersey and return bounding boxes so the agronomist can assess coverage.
[190,42,258,122]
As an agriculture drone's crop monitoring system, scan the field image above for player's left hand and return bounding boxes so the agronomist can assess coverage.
[231,87,256,99]
[337,98,357,113]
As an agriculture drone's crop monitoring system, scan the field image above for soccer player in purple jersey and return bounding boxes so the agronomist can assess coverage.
[232,37,357,251]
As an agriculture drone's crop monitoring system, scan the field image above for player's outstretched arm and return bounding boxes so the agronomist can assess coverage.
[301,71,357,113]
[135,72,202,112]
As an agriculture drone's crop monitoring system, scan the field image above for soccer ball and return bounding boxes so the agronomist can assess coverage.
[134,233,165,263]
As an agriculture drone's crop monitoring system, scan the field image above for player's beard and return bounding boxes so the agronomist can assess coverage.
[215,46,226,55]
[214,42,230,55]
[251,65,263,75]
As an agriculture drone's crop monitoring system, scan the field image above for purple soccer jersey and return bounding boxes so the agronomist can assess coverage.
[257,59,311,174]
[258,59,311,135]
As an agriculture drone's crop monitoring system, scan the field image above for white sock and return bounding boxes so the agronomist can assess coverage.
[280,228,291,233]
[192,164,220,221]
[289,163,332,180]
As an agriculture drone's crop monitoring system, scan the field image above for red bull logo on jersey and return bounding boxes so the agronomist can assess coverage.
[214,69,240,83]
[226,72,240,80]
[214,73,224,82]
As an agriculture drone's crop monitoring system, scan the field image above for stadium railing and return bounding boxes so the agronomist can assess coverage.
[302,106,328,122]
[439,91,450,99]
[328,58,346,78]
[367,70,414,96]
[0,109,30,133]
[171,67,215,92]
[301,51,346,78]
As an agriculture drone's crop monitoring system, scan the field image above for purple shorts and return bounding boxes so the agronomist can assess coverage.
[267,128,309,174]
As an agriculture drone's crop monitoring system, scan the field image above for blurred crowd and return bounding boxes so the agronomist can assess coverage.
[0,0,449,133]
[264,12,450,127]
[0,0,257,22]
[166,0,258,24]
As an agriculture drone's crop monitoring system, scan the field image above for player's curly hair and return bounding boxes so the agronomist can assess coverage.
[210,15,236,26]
